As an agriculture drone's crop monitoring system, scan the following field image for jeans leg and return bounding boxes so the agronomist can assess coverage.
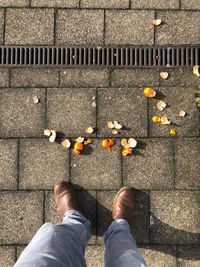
[103,219,146,267]
[14,210,91,267]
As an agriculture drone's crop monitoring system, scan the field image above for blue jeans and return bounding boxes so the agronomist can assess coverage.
[14,210,146,267]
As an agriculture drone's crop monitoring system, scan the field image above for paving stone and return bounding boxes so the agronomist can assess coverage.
[105,10,154,45]
[97,190,150,243]
[98,88,147,137]
[160,68,200,87]
[0,9,4,44]
[0,0,29,6]
[131,0,179,9]
[123,139,174,189]
[60,69,109,88]
[178,245,200,266]
[150,191,200,244]
[0,191,43,244]
[0,140,17,190]
[11,68,59,88]
[138,245,177,267]
[81,0,129,8]
[85,245,104,267]
[175,139,200,189]
[45,190,97,244]
[181,0,200,10]
[47,88,96,137]
[71,139,121,190]
[5,9,54,45]
[31,0,79,7]
[0,88,45,137]
[111,69,160,88]
[56,10,104,45]
[155,11,200,45]
[0,68,9,87]
[0,246,15,267]
[149,86,199,137]
[17,246,26,259]
[19,139,69,189]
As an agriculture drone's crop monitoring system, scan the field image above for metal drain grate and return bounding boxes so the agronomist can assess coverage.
[0,46,200,67]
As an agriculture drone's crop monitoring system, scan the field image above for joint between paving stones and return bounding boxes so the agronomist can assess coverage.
[29,0,31,7]
[172,139,176,190]
[129,0,132,9]
[53,9,57,46]
[179,0,182,10]
[8,68,11,88]
[16,139,20,190]
[147,98,150,138]
[95,190,98,244]
[44,88,47,128]
[78,0,81,9]
[43,190,46,224]
[103,10,106,46]
[175,245,179,267]
[2,8,6,45]
[14,246,17,262]
[120,145,124,188]
[95,88,98,138]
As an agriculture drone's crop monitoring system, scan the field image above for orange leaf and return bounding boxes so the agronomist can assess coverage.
[170,129,176,135]
[86,139,93,144]
[152,116,161,123]
[144,87,156,98]
[74,142,83,151]
[74,148,81,154]
[122,148,132,156]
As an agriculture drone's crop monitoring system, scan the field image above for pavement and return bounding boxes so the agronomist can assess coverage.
[0,1,200,266]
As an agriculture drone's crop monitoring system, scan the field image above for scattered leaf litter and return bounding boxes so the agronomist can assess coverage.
[102,139,115,152]
[160,72,168,80]
[193,65,200,77]
[128,138,137,148]
[122,148,132,156]
[74,141,84,154]
[107,121,115,129]
[61,139,71,148]
[84,139,93,145]
[153,19,161,26]
[85,127,94,134]
[121,138,128,147]
[33,96,39,104]
[157,101,167,111]
[44,129,51,136]
[76,137,84,143]
[112,129,118,135]
[152,116,161,123]
[170,129,176,135]
[161,116,171,125]
[49,130,56,143]
[114,121,123,129]
[179,110,186,117]
[144,87,156,98]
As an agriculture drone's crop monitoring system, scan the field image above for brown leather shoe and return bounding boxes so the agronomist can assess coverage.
[112,187,135,226]
[54,181,82,217]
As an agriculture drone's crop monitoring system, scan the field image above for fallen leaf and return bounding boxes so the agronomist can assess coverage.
[153,19,161,26]
[76,137,84,143]
[179,110,186,117]
[121,138,128,147]
[160,72,168,80]
[61,139,71,148]
[102,139,115,152]
[161,116,171,125]
[85,127,94,134]
[152,116,161,123]
[112,129,118,135]
[107,121,114,129]
[74,141,83,154]
[85,139,93,145]
[193,65,200,77]
[74,148,81,154]
[49,130,56,143]
[128,138,137,148]
[157,101,167,111]
[122,148,132,156]
[114,121,123,129]
[144,87,156,98]
[170,129,176,135]
[33,96,39,104]
[44,129,51,136]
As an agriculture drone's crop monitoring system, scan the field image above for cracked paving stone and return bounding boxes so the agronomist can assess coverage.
[175,139,200,189]
[131,0,179,9]
[11,68,59,88]
[123,139,174,189]
[5,8,54,45]
[0,191,43,244]
[98,88,147,137]
[150,191,200,244]
[105,10,154,45]
[0,246,15,267]
[81,0,129,8]
[0,9,4,44]
[155,11,200,45]
[0,140,18,190]
[60,69,109,88]
[31,0,79,7]
[0,88,45,138]
[0,68,9,87]
[56,10,104,45]
[47,88,96,137]
[85,245,104,267]
[149,86,199,137]
[181,0,200,10]
[138,245,177,267]
[178,245,200,266]
[19,139,69,189]
[71,139,121,190]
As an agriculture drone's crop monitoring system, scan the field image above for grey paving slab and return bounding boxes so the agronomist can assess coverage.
[181,0,200,10]
[56,10,104,45]
[105,10,154,45]
[60,69,109,88]
[131,0,179,9]
[81,0,129,8]
[5,8,54,45]
[160,68,200,87]
[0,9,4,44]
[0,68,9,87]
[0,0,29,6]
[149,87,199,137]
[11,68,59,88]
[111,69,160,88]
[31,0,79,7]
[175,139,200,189]
[123,139,174,189]
[47,88,96,137]
[97,190,150,244]
[150,191,200,244]
[71,139,121,190]
[0,191,43,244]
[0,246,15,267]
[0,88,45,138]
[19,139,69,189]
[155,11,200,45]
[0,140,17,190]
[138,245,177,267]
[45,191,62,224]
[85,245,104,267]
[98,88,147,137]
[178,245,200,266]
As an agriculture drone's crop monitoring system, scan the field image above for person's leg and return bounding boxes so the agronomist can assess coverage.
[103,187,146,267]
[14,182,90,267]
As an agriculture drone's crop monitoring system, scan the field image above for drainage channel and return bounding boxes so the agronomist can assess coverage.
[0,46,199,67]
